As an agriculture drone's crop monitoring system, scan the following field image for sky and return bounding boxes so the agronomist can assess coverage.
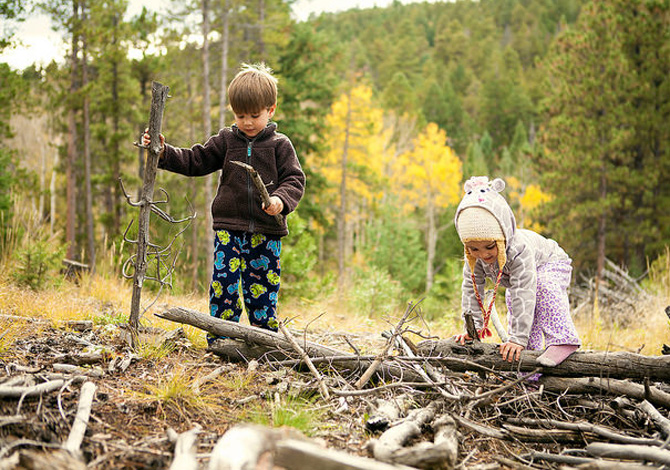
[0,0,422,70]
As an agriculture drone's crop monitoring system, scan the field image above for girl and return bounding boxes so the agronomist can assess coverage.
[453,176,580,367]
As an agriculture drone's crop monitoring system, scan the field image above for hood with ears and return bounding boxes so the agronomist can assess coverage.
[454,176,517,271]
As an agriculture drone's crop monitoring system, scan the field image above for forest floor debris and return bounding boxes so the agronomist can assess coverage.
[0,309,669,469]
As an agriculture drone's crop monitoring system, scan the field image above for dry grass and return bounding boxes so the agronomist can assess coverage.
[0,269,667,356]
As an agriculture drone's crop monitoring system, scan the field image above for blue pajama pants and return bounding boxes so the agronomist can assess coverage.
[208,229,281,343]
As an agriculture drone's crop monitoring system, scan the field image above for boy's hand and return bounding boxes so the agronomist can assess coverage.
[453,333,473,345]
[263,196,284,216]
[142,128,165,153]
[500,341,524,362]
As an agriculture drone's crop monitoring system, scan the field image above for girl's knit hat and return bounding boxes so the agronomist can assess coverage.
[455,177,508,272]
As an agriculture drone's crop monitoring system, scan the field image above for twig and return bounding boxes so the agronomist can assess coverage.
[279,321,330,399]
[355,302,416,389]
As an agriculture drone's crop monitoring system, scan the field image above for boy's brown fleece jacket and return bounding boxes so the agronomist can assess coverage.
[159,122,305,237]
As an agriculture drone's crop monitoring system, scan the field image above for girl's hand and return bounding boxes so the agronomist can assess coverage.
[453,333,473,345]
[500,341,524,362]
[263,196,284,216]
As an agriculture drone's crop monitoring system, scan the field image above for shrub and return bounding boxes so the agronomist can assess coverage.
[11,233,67,290]
[348,265,404,316]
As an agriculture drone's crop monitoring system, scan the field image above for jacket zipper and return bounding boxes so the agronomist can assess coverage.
[246,141,255,233]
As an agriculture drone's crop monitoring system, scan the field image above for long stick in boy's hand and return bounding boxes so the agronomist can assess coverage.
[231,160,284,226]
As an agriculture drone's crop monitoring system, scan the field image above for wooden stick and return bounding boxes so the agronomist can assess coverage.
[637,399,670,438]
[279,322,330,399]
[355,302,414,389]
[586,442,670,466]
[506,417,664,446]
[129,81,170,334]
[191,366,228,395]
[63,381,96,456]
[0,379,66,398]
[231,160,283,226]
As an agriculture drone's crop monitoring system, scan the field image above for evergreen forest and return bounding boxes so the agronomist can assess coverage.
[2,0,670,319]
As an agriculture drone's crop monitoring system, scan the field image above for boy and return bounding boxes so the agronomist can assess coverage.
[143,63,305,341]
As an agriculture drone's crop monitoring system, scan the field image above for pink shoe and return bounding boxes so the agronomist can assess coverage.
[537,344,578,367]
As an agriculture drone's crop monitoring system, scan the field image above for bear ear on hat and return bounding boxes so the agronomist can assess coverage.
[463,176,489,192]
[490,178,505,193]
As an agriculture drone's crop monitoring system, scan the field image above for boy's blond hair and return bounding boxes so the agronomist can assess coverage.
[228,63,278,114]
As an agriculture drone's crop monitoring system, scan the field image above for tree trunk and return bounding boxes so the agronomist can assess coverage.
[219,0,230,131]
[111,11,121,235]
[156,306,424,382]
[257,0,265,60]
[425,195,436,292]
[82,2,95,273]
[66,0,80,260]
[201,0,214,287]
[337,86,352,291]
[187,72,199,292]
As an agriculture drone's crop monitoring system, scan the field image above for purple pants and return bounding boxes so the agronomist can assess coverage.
[506,261,581,351]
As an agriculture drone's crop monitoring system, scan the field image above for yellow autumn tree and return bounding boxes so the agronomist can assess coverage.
[394,123,462,291]
[506,177,552,232]
[309,84,392,285]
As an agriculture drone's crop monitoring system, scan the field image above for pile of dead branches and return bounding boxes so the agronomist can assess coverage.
[571,259,651,326]
[1,305,670,470]
[156,304,670,470]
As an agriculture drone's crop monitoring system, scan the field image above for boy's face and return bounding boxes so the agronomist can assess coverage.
[465,240,499,265]
[234,104,276,138]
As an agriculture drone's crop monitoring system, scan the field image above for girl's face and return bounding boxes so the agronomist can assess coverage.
[234,104,276,138]
[465,240,498,265]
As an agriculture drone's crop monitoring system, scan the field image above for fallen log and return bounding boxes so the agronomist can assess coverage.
[157,307,424,383]
[417,339,670,381]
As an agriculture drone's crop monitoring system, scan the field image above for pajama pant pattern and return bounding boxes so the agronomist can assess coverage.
[208,229,281,343]
[506,260,581,352]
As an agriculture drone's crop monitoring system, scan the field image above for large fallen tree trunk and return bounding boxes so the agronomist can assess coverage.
[156,307,424,383]
[417,339,670,381]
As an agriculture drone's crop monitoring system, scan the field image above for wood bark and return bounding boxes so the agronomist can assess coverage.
[417,338,670,381]
[128,81,170,332]
[156,307,424,383]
